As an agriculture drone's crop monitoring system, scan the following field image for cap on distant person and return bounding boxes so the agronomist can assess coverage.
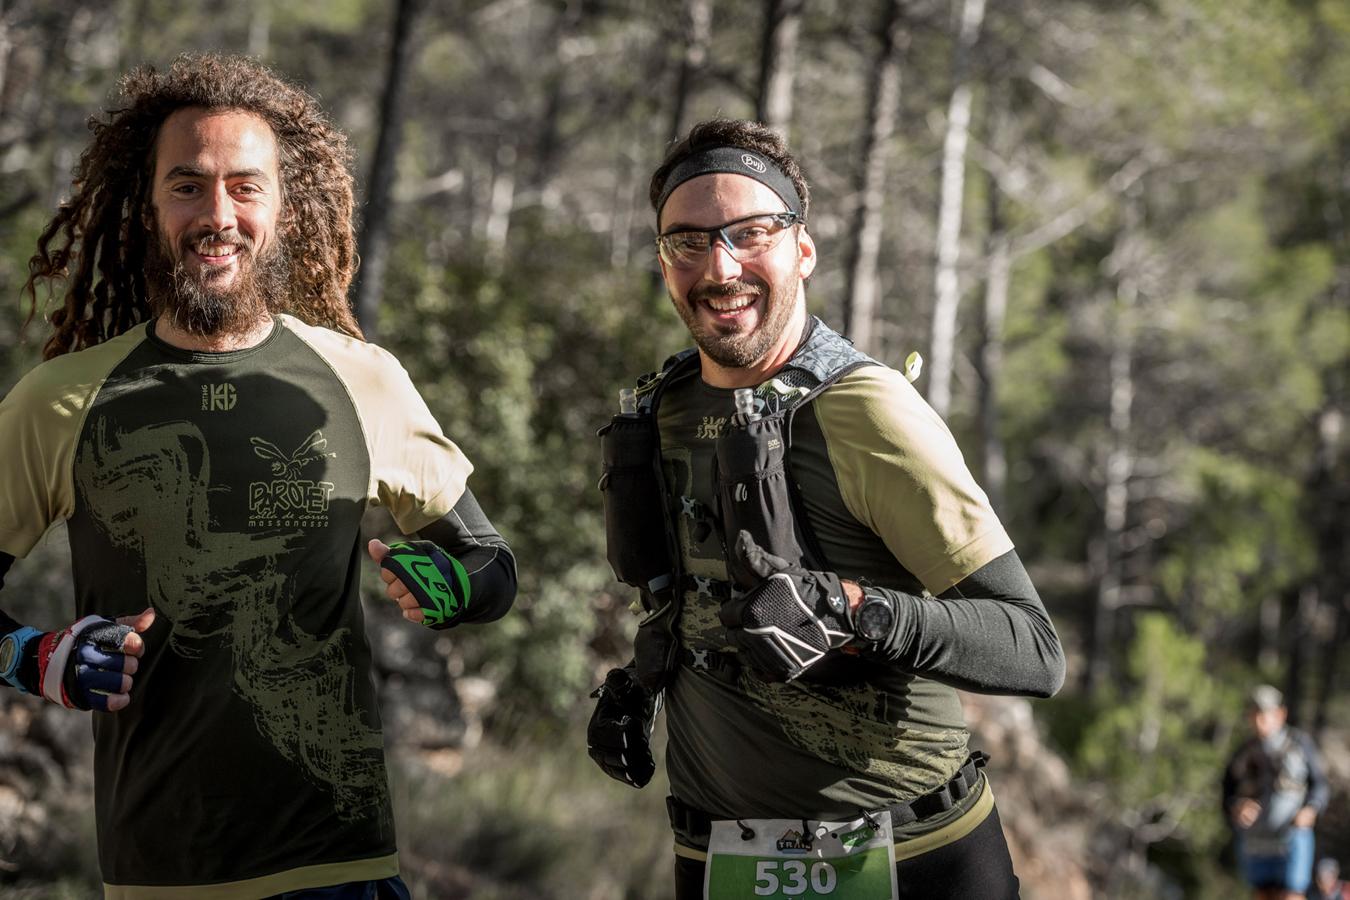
[1317,857,1340,879]
[1249,684,1284,711]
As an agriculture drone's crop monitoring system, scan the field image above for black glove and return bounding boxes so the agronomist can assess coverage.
[587,664,660,788]
[379,541,472,629]
[718,531,854,682]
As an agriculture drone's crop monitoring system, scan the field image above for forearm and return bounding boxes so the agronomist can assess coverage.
[415,489,517,625]
[857,550,1065,698]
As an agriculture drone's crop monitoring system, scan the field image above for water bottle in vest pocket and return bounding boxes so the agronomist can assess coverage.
[714,397,809,590]
[598,410,674,593]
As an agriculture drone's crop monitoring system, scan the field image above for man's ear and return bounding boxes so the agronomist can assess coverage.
[797,228,816,280]
[657,253,678,295]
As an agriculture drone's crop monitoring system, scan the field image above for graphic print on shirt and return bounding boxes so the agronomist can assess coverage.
[74,415,387,822]
[666,390,968,792]
[248,430,338,528]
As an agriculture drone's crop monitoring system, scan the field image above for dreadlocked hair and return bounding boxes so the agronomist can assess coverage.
[24,52,363,360]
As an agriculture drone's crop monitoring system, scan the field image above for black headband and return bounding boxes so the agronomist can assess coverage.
[656,146,803,221]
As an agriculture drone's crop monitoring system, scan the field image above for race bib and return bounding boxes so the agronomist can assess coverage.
[704,812,897,899]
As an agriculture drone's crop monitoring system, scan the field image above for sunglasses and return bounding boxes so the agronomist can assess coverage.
[656,212,802,270]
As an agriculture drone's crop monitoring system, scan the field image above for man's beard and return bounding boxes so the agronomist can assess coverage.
[672,274,798,369]
[146,228,289,337]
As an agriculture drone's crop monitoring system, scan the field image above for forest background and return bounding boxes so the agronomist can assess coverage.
[0,0,1346,897]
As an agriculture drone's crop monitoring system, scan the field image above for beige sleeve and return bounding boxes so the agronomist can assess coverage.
[283,317,473,534]
[813,365,1013,594]
[0,330,146,558]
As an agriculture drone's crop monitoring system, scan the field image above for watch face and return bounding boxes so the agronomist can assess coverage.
[857,598,894,642]
[0,636,17,675]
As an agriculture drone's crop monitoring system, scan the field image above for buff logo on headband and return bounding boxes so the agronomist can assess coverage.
[657,146,803,220]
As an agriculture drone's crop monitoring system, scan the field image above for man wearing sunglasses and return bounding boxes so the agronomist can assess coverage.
[588,118,1065,899]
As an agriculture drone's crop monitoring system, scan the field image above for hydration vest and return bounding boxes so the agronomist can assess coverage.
[598,318,877,691]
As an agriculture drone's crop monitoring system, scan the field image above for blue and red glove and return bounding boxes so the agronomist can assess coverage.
[0,616,142,711]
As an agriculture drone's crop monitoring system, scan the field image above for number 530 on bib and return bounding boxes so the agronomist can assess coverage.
[703,812,897,899]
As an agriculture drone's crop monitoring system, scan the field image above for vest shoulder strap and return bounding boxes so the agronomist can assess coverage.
[759,317,880,416]
[633,349,699,415]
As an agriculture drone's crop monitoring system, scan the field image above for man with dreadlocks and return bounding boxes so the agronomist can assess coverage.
[0,54,516,898]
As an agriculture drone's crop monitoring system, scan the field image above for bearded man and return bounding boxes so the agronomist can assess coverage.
[588,119,1065,899]
[0,54,516,898]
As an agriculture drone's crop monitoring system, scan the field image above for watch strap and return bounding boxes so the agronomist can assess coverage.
[0,626,43,693]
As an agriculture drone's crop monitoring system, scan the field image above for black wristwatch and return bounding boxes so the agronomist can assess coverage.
[854,590,895,643]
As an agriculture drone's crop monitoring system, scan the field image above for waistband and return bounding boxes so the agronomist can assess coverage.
[668,751,989,842]
[671,765,995,863]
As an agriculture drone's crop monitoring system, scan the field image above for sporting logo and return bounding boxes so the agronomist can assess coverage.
[741,153,768,173]
[248,430,337,527]
[695,415,727,440]
[775,827,813,853]
[201,383,237,411]
[840,824,876,850]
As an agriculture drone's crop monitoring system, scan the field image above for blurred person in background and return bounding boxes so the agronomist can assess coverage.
[1224,684,1329,900]
[1311,859,1350,900]
[587,118,1065,899]
[0,53,516,898]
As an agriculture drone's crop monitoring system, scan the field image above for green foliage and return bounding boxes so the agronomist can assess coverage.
[374,211,685,723]
[1155,448,1313,622]
[1053,614,1241,869]
[391,726,672,899]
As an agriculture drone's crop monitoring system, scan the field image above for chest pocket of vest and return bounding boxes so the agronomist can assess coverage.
[598,413,673,592]
[714,412,809,589]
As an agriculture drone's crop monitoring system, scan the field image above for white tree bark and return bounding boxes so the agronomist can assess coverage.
[1085,200,1141,692]
[756,0,804,136]
[353,0,424,338]
[247,0,271,58]
[978,222,1011,512]
[667,0,712,146]
[842,0,906,354]
[927,0,986,417]
[483,139,518,269]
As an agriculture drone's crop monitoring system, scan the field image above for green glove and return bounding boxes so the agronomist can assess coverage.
[380,541,472,628]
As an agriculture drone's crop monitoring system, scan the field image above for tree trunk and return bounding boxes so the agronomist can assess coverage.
[119,0,154,72]
[46,5,102,210]
[841,0,906,354]
[755,0,804,136]
[247,0,271,57]
[528,0,584,198]
[926,0,986,417]
[0,7,13,105]
[1084,200,1140,693]
[974,82,1015,511]
[1284,585,1317,726]
[482,138,518,271]
[1311,138,1348,737]
[610,135,642,268]
[977,190,1011,512]
[667,0,712,147]
[352,0,423,340]
[1259,594,1281,673]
